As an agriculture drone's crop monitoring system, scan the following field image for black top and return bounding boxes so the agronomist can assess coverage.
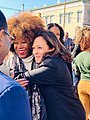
[72,44,81,58]
[26,56,85,120]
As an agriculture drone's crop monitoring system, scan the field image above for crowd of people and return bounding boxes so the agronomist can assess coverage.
[0,9,90,120]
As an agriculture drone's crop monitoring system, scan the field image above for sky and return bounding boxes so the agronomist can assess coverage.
[0,0,61,19]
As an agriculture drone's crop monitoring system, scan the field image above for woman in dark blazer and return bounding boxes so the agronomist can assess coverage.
[17,31,85,120]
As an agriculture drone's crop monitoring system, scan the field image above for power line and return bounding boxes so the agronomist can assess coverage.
[0,6,22,11]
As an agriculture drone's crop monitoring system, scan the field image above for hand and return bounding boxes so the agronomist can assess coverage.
[16,78,29,88]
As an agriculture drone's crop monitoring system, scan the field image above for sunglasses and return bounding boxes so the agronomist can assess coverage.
[4,31,14,40]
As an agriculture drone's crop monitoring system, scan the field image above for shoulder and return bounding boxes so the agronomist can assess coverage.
[0,72,28,107]
[73,52,86,64]
[75,51,86,59]
[40,56,64,68]
[0,72,31,120]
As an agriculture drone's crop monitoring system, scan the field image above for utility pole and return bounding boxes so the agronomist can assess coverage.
[63,0,66,30]
[22,3,24,11]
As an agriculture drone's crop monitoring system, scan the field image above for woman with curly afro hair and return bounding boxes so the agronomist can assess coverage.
[1,11,47,120]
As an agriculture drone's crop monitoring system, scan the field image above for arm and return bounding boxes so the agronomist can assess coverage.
[0,85,31,120]
[25,59,59,85]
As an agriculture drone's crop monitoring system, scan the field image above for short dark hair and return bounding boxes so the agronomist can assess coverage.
[0,10,7,31]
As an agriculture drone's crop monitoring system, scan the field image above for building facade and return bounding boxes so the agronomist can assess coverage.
[30,0,90,37]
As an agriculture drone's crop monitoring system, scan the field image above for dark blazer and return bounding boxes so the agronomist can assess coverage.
[0,72,31,120]
[26,56,85,120]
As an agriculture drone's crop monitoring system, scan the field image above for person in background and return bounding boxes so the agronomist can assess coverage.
[72,36,81,97]
[64,32,74,52]
[47,23,73,82]
[47,23,64,44]
[73,26,90,120]
[72,44,81,58]
[0,10,31,120]
[0,11,46,120]
[17,30,85,120]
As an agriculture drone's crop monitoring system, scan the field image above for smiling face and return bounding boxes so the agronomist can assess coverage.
[50,26,60,40]
[14,38,31,58]
[32,36,54,63]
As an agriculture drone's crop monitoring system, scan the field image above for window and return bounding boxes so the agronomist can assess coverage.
[87,9,90,23]
[77,11,82,23]
[68,12,73,23]
[45,16,49,25]
[50,15,54,23]
[59,14,62,24]
[65,14,68,23]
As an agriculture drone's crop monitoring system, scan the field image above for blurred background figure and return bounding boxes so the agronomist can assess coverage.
[71,36,81,97]
[73,26,90,120]
[63,32,74,52]
[47,23,64,44]
[72,36,81,58]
